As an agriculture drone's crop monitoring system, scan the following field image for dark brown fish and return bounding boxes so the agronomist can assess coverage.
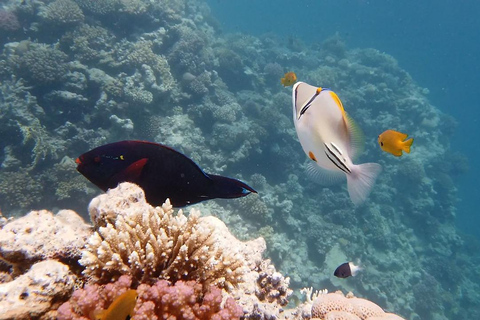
[76,140,256,207]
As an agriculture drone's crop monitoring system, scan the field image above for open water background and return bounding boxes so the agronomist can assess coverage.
[207,0,480,238]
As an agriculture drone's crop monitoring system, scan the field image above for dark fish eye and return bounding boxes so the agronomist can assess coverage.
[94,156,101,163]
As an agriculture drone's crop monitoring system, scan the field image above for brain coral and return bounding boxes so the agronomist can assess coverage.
[311,291,405,320]
[80,182,253,290]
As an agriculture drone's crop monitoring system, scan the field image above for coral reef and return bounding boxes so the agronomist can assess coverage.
[0,0,476,318]
[80,183,252,289]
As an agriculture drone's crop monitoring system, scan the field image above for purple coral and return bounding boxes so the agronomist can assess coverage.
[0,9,20,32]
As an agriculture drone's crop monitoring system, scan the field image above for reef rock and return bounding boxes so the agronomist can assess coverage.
[0,260,76,320]
[0,209,91,271]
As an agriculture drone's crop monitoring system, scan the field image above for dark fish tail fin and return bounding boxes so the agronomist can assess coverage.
[209,174,257,199]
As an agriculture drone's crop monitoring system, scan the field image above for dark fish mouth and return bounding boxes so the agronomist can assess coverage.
[75,158,81,164]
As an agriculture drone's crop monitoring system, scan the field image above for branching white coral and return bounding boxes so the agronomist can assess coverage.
[80,183,249,290]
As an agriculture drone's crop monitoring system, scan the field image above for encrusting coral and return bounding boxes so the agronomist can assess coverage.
[80,182,252,289]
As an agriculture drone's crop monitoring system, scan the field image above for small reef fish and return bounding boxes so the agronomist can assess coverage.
[93,289,137,320]
[281,71,297,87]
[334,262,362,279]
[76,140,257,207]
[378,129,414,157]
[292,82,382,205]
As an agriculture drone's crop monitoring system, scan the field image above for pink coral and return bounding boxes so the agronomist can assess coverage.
[57,275,133,320]
[57,275,243,320]
[134,279,244,320]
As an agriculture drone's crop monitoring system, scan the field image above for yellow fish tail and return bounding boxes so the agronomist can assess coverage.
[403,138,414,153]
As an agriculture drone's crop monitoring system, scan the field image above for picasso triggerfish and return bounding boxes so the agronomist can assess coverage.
[292,82,382,205]
[378,129,414,157]
[76,140,256,207]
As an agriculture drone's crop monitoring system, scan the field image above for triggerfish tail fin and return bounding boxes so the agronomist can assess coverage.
[403,138,414,153]
[209,174,257,199]
[346,163,382,206]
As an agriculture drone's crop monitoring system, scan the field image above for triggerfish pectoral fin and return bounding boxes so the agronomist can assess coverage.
[209,174,257,199]
[346,163,382,206]
[403,138,414,153]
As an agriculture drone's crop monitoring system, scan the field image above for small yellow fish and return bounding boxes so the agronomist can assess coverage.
[93,290,137,320]
[281,72,297,87]
[378,130,414,157]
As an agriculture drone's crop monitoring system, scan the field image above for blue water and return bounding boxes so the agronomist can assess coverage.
[207,0,480,238]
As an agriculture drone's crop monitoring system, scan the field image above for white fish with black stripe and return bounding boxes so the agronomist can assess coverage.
[292,81,381,205]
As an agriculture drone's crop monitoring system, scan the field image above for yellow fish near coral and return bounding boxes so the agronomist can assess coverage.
[378,130,414,157]
[281,71,297,87]
[292,82,382,205]
[93,290,137,320]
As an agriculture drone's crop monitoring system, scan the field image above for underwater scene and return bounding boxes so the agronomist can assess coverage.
[0,0,479,319]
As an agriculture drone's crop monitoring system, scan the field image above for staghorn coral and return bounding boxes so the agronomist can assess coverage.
[16,44,69,85]
[80,182,252,290]
[57,275,244,320]
[74,0,120,15]
[39,0,84,26]
[310,291,405,320]
[61,24,115,63]
[17,118,64,169]
[0,170,43,211]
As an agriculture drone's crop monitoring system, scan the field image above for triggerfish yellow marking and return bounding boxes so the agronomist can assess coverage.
[281,71,297,87]
[93,289,137,320]
[292,82,382,205]
[378,130,414,157]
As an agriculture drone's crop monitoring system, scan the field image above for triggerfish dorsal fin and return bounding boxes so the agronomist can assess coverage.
[344,112,365,160]
[326,90,365,160]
